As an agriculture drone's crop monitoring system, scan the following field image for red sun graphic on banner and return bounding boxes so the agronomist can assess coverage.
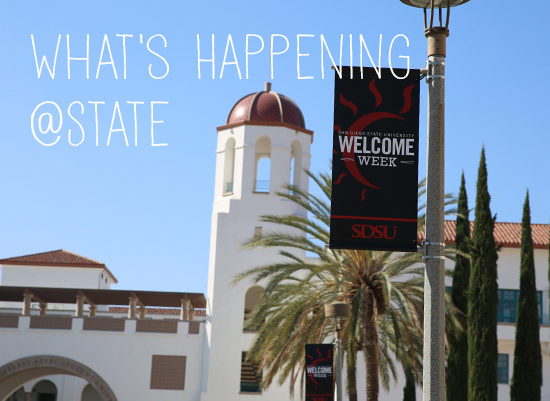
[330,67,420,253]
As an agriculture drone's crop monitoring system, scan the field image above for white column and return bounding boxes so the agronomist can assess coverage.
[22,293,32,316]
[75,295,85,317]
[128,297,138,319]
[180,299,189,320]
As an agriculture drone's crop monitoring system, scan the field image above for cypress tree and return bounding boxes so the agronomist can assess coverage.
[447,172,470,401]
[403,367,416,401]
[467,148,498,401]
[510,191,541,400]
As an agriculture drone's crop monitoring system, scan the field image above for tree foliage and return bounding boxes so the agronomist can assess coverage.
[467,148,499,401]
[234,171,460,401]
[510,191,541,400]
[447,172,470,401]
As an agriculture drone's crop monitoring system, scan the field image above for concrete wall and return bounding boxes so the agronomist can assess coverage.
[0,264,113,312]
[0,315,204,401]
[0,265,113,290]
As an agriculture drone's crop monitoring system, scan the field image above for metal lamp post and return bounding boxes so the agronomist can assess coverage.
[325,301,351,401]
[397,1,470,400]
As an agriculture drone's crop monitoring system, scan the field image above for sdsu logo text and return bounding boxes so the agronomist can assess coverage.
[351,225,397,239]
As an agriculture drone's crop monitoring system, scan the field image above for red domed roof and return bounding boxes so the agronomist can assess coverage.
[227,83,306,129]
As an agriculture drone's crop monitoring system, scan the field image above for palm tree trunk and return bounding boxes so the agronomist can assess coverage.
[346,346,358,401]
[362,290,379,400]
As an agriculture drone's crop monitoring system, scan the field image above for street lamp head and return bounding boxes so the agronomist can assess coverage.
[325,301,351,319]
[399,0,470,56]
[399,0,469,8]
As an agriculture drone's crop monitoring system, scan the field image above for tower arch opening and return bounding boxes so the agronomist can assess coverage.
[243,285,264,332]
[223,137,236,194]
[290,140,302,192]
[254,136,271,193]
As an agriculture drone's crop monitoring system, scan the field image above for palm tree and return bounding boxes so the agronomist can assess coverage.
[233,170,460,401]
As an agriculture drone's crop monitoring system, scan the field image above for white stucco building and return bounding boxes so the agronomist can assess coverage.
[0,83,548,401]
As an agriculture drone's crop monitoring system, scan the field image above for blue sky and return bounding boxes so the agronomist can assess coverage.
[0,1,548,294]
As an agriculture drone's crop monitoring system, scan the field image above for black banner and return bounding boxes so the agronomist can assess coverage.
[330,67,420,252]
[305,344,334,401]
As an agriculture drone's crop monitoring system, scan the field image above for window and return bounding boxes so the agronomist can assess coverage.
[497,354,509,384]
[240,352,262,393]
[254,227,262,238]
[150,355,186,390]
[497,289,543,324]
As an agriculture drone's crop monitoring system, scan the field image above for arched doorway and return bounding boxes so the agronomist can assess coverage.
[32,380,57,401]
[81,384,102,401]
[0,356,117,401]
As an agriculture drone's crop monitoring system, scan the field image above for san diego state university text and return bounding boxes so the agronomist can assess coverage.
[330,67,420,252]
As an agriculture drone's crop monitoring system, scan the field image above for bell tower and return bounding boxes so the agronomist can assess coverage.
[201,83,313,401]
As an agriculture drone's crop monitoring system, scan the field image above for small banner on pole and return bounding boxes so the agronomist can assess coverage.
[305,344,334,401]
[330,67,421,252]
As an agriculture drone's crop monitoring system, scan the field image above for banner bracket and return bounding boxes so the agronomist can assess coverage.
[420,240,445,261]
[425,241,445,246]
[425,59,446,82]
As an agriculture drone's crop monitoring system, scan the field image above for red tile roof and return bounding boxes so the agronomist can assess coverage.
[418,221,549,250]
[0,250,118,283]
[109,307,206,316]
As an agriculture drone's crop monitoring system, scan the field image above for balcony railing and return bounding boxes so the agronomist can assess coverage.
[225,182,234,193]
[254,180,269,193]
